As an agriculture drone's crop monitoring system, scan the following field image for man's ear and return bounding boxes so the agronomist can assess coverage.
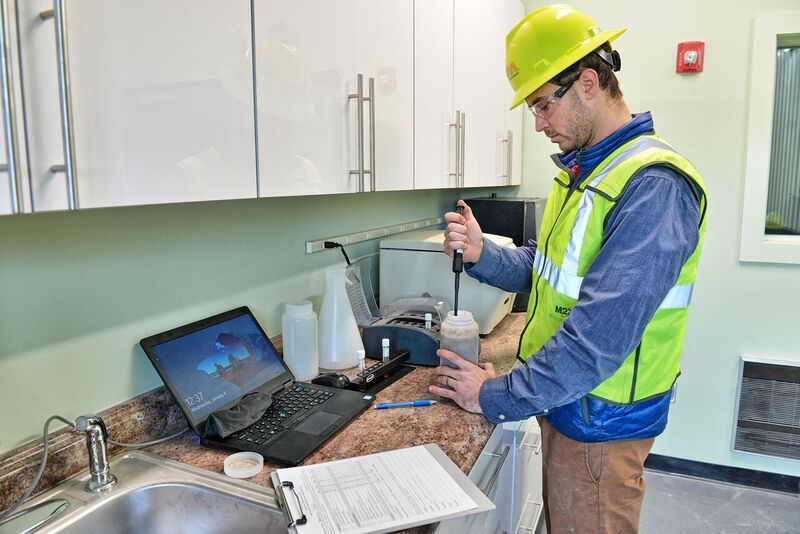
[578,68,601,101]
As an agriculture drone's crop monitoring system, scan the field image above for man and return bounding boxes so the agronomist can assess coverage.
[430,5,707,533]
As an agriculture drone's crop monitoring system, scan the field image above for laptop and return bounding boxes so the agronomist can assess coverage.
[140,306,373,465]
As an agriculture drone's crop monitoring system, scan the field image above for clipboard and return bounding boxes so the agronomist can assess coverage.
[271,443,495,534]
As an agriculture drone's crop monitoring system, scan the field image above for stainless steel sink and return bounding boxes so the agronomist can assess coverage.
[3,451,288,534]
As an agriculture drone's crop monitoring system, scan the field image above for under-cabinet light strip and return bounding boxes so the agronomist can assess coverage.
[305,217,443,254]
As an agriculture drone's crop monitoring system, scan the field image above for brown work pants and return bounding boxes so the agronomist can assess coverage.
[539,417,655,533]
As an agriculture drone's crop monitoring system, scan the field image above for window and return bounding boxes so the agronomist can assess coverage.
[740,13,800,264]
[765,38,800,237]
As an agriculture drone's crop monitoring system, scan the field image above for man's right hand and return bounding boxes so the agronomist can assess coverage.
[444,199,484,264]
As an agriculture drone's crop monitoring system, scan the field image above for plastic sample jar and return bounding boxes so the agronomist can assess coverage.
[439,310,480,368]
[224,452,264,479]
[282,300,319,381]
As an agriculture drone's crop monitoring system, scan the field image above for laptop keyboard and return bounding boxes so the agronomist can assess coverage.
[231,384,335,445]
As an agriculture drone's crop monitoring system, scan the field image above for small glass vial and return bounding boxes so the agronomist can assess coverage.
[381,338,390,362]
[357,349,366,373]
[439,310,480,369]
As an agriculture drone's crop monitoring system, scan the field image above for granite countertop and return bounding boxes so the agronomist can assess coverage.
[0,312,526,528]
[144,312,525,487]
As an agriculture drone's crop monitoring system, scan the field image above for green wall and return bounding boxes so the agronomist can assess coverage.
[0,188,509,453]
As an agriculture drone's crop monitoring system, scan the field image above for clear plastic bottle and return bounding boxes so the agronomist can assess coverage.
[281,301,319,381]
[440,310,480,369]
[318,266,363,369]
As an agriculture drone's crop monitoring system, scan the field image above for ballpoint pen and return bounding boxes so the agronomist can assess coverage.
[374,400,438,410]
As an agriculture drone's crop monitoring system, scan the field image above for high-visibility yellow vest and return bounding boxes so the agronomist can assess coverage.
[518,134,707,404]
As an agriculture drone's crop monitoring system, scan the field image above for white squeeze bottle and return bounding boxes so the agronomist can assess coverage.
[318,266,363,369]
[281,301,319,381]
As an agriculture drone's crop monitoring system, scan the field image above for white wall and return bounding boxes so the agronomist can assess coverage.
[520,0,800,476]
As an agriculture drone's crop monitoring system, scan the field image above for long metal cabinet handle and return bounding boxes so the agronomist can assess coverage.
[498,136,509,180]
[367,76,375,191]
[480,444,510,495]
[450,111,461,187]
[348,74,365,192]
[506,130,513,185]
[0,0,22,213]
[41,0,78,209]
[459,111,465,187]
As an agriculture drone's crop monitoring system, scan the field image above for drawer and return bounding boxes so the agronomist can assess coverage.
[435,424,512,533]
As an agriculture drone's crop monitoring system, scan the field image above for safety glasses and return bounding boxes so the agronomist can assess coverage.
[527,73,580,120]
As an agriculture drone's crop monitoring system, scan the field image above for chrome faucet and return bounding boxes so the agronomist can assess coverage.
[74,415,117,492]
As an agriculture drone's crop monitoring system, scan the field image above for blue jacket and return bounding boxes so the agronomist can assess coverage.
[472,112,701,442]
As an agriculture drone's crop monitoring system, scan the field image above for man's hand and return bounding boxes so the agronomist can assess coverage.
[429,349,496,414]
[444,200,484,264]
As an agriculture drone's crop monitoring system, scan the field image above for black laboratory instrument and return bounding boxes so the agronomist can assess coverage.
[345,350,413,395]
[453,205,465,315]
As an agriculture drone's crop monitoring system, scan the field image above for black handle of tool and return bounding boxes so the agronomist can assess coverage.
[452,205,464,273]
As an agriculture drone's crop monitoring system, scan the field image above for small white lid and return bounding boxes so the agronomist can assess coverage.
[224,451,264,479]
[445,310,475,324]
[382,338,390,347]
[285,300,314,317]
[357,349,366,358]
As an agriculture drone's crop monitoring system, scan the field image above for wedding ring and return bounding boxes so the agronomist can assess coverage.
[445,376,450,387]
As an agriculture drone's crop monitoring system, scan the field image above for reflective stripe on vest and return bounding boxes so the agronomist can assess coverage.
[533,249,694,308]
[535,136,694,310]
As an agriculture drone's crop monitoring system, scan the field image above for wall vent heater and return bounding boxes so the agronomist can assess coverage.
[733,357,800,462]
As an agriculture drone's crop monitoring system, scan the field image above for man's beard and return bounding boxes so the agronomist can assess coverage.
[560,93,594,153]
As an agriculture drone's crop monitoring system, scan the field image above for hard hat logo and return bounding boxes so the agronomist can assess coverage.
[505,4,626,110]
[506,62,520,81]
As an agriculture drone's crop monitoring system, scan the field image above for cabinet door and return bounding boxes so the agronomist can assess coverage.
[254,0,412,197]
[20,0,257,210]
[354,0,413,192]
[413,0,456,190]
[454,0,523,188]
[254,0,356,197]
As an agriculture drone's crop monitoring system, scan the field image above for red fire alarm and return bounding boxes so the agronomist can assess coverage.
[676,41,704,73]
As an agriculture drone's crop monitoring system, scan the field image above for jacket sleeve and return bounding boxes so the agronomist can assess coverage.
[464,238,536,293]
[478,166,701,423]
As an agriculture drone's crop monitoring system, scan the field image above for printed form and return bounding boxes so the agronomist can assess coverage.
[272,445,486,534]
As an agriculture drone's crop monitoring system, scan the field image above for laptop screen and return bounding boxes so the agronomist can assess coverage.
[146,311,288,424]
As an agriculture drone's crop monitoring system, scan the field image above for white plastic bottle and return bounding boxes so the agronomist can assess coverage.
[440,310,480,369]
[281,301,319,381]
[318,266,363,369]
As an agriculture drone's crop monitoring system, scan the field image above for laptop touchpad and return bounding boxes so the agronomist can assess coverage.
[294,411,343,435]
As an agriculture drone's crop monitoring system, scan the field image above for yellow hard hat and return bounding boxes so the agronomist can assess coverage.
[505,4,626,109]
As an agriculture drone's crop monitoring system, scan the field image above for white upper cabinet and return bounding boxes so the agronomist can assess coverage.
[253,0,413,197]
[453,0,523,188]
[0,0,522,214]
[17,0,257,211]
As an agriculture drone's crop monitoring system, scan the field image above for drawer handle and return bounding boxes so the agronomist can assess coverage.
[480,444,510,495]
[516,496,543,533]
[520,427,541,455]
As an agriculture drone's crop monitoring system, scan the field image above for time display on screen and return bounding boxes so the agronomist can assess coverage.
[185,391,204,407]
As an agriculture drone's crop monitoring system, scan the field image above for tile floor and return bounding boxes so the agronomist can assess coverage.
[639,469,800,533]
